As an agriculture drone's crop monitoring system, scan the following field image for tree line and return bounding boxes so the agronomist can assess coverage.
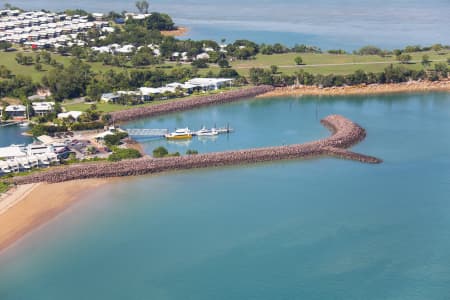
[248,64,449,87]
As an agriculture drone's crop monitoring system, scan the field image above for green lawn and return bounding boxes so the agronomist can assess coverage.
[231,50,449,76]
[1,49,448,83]
[0,181,10,193]
[63,86,247,113]
[0,50,182,82]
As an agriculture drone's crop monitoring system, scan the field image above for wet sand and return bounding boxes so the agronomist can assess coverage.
[258,80,450,98]
[0,179,108,253]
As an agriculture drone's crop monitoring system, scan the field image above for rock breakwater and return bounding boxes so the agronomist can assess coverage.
[11,115,381,185]
[110,85,274,122]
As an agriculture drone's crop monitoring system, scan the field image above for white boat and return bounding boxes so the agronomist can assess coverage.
[19,122,30,127]
[195,126,218,136]
[165,128,193,140]
[216,126,234,134]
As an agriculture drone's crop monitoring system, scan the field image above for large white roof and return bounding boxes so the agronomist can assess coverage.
[0,146,26,159]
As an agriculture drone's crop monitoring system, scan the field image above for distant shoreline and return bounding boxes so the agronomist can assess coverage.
[257,79,450,98]
[161,26,188,37]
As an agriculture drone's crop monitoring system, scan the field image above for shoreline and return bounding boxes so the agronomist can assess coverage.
[160,26,188,37]
[3,78,442,252]
[257,80,450,98]
[0,179,109,253]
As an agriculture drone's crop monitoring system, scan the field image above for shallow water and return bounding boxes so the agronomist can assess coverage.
[1,93,450,299]
[0,125,32,147]
[9,0,450,50]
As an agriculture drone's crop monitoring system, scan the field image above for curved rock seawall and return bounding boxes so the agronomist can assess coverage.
[11,115,382,185]
[110,85,275,122]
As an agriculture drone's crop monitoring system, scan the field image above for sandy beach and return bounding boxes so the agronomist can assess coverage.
[160,26,188,37]
[0,179,109,253]
[258,80,450,98]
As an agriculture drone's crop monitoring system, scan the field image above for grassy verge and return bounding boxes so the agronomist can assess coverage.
[0,181,11,193]
[63,86,246,113]
[231,50,449,76]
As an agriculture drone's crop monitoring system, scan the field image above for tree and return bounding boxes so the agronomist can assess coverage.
[1,106,8,121]
[15,53,23,64]
[186,149,198,155]
[218,59,229,68]
[108,148,141,161]
[270,65,278,74]
[153,146,168,158]
[421,55,431,67]
[0,41,12,51]
[356,45,383,56]
[135,0,149,14]
[102,114,112,124]
[34,63,42,71]
[398,54,412,64]
[434,63,448,78]
[431,44,443,52]
[294,56,303,65]
[191,59,208,68]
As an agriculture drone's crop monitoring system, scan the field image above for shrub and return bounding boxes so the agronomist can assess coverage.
[104,132,129,146]
[153,146,169,158]
[186,149,198,155]
[108,148,142,161]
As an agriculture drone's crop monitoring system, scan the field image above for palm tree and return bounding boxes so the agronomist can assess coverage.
[135,1,149,14]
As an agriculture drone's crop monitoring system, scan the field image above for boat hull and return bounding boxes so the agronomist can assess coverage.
[165,134,192,140]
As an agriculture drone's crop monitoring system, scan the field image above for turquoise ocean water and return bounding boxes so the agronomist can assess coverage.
[8,0,450,50]
[1,93,450,299]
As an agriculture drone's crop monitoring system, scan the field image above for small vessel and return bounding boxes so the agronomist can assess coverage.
[165,128,193,140]
[195,126,218,136]
[19,122,30,127]
[216,126,234,134]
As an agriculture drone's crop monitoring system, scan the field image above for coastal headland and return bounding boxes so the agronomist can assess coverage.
[10,114,382,185]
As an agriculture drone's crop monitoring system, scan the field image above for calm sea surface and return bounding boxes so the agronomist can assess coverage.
[1,93,450,299]
[7,0,450,50]
[0,125,32,147]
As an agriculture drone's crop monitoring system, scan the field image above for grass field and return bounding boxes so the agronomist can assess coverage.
[62,86,244,112]
[1,49,448,82]
[231,51,449,75]
[0,181,10,193]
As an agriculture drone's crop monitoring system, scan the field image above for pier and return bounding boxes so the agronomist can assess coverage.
[11,115,382,185]
[126,128,169,137]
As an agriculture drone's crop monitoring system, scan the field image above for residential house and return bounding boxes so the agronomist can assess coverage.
[32,102,55,116]
[101,93,121,103]
[5,105,27,119]
[57,111,83,120]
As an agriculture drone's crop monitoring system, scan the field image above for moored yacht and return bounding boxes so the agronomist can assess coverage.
[165,128,193,140]
[195,126,218,136]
